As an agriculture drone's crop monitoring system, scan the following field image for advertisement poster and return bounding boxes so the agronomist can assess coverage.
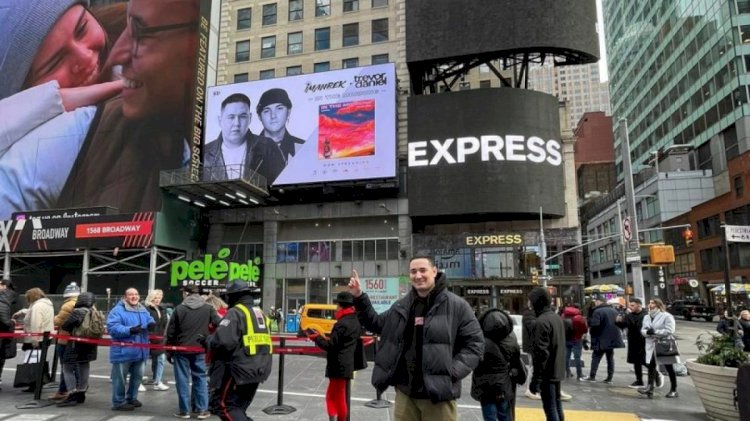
[204,63,396,186]
[361,277,400,314]
[0,0,213,220]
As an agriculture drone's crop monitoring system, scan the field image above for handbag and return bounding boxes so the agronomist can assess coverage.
[13,350,51,388]
[655,336,679,357]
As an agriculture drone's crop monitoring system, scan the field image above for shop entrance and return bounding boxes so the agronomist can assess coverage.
[464,296,491,317]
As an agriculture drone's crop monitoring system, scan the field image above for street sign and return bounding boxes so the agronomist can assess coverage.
[626,252,640,263]
[545,263,560,270]
[725,225,750,243]
[614,262,622,275]
[622,217,632,241]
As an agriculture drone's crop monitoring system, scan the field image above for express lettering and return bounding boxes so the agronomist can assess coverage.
[408,135,562,167]
[466,234,523,246]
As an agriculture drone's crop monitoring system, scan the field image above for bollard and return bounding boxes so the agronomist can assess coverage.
[364,336,392,409]
[262,337,296,415]
[17,331,56,409]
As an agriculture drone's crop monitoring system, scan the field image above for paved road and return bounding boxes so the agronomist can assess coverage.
[0,319,716,420]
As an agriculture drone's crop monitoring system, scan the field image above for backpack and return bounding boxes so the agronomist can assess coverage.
[73,307,105,339]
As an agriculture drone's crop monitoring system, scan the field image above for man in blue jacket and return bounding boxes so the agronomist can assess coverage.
[107,288,155,411]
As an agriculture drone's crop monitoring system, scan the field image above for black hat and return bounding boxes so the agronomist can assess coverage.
[182,285,200,294]
[222,280,260,298]
[256,88,292,115]
[335,291,354,306]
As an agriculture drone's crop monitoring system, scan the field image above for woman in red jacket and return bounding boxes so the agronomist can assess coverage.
[562,304,588,380]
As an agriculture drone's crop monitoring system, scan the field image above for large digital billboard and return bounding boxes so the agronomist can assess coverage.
[0,0,213,220]
[203,63,396,186]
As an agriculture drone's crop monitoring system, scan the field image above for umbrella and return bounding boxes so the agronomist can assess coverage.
[583,284,625,294]
[709,284,750,294]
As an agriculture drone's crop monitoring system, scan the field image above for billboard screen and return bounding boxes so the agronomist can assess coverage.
[0,0,213,220]
[203,63,396,186]
[408,88,566,218]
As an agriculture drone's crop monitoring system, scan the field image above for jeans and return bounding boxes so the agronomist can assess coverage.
[565,341,583,378]
[481,399,510,421]
[56,344,79,393]
[151,353,166,384]
[589,349,614,379]
[174,353,208,413]
[62,362,90,392]
[540,381,564,421]
[111,361,144,407]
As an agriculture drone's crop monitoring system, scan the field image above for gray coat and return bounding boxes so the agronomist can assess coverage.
[641,310,679,365]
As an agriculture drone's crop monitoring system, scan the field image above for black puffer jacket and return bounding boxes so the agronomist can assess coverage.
[471,309,521,403]
[739,318,750,352]
[314,307,361,379]
[0,289,17,360]
[167,294,221,352]
[61,292,98,363]
[147,303,169,357]
[354,272,484,402]
[521,308,536,354]
[528,287,566,384]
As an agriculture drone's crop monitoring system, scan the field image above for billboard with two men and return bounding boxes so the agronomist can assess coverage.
[203,63,397,186]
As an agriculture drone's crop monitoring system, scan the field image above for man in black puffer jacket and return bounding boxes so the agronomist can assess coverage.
[349,256,483,421]
[528,287,566,421]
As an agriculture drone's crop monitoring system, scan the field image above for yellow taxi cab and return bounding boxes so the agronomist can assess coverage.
[298,303,337,337]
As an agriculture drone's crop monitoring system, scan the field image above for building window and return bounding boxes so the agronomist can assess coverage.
[371,53,389,64]
[261,36,276,58]
[735,176,745,197]
[316,0,331,16]
[479,63,490,73]
[372,0,388,7]
[314,61,330,73]
[237,8,251,30]
[479,80,491,88]
[287,65,302,76]
[262,3,277,25]
[259,69,275,80]
[234,73,249,83]
[342,58,359,68]
[459,81,470,90]
[289,0,303,21]
[235,40,250,62]
[342,23,359,47]
[372,18,388,43]
[315,27,330,50]
[343,0,359,12]
[740,1,750,14]
[287,32,303,54]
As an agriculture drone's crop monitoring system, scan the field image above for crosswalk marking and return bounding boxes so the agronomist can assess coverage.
[3,415,59,420]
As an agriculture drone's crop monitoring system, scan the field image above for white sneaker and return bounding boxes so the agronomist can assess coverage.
[560,390,572,401]
[153,382,170,391]
[138,384,146,392]
[525,389,541,400]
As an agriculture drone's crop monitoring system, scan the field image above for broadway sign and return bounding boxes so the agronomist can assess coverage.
[0,213,155,252]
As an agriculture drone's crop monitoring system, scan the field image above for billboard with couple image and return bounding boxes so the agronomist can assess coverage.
[203,63,396,186]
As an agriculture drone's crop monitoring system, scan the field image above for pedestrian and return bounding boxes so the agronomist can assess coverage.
[739,310,750,352]
[166,285,220,419]
[348,256,484,421]
[0,279,18,388]
[106,288,155,411]
[56,291,99,407]
[716,310,731,335]
[528,287,566,421]
[639,298,679,398]
[205,293,229,319]
[207,281,272,421]
[580,296,624,384]
[21,287,54,393]
[562,303,587,381]
[144,289,170,391]
[306,291,362,421]
[615,297,648,388]
[471,308,523,421]
[51,281,81,400]
[523,306,572,402]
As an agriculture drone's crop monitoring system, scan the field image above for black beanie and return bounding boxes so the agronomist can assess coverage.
[528,287,551,314]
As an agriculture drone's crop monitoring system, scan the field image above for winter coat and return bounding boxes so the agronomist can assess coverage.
[740,318,750,352]
[24,297,54,347]
[147,303,169,356]
[521,308,536,354]
[0,289,17,360]
[166,294,220,353]
[471,309,522,403]
[562,306,588,342]
[616,310,646,365]
[61,292,97,363]
[354,272,484,402]
[588,304,625,351]
[106,299,154,363]
[313,307,361,379]
[54,296,77,345]
[528,288,566,384]
[641,310,679,365]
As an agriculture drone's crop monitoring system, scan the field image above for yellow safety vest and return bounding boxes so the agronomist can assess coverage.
[235,304,273,355]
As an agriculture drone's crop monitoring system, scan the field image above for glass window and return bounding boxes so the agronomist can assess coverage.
[375,239,386,260]
[387,239,399,260]
[262,3,277,25]
[237,8,251,30]
[364,240,376,260]
[372,18,388,43]
[372,0,388,7]
[742,25,750,44]
[343,22,359,46]
[342,240,352,260]
[735,176,745,197]
[315,27,330,50]
[287,32,303,54]
[287,65,302,76]
[314,61,330,73]
[298,242,309,262]
[479,80,491,88]
[286,242,299,262]
[235,40,250,62]
[289,0,303,21]
[739,0,750,14]
[316,0,331,16]
[352,240,364,260]
[234,73,249,83]
[342,58,359,68]
[261,36,276,58]
[259,69,275,80]
[371,53,389,64]
[344,0,359,12]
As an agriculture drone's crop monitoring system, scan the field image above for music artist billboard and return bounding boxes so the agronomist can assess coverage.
[203,63,396,186]
[0,0,213,220]
[408,88,566,218]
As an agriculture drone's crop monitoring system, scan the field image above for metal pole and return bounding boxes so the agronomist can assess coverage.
[722,227,733,317]
[540,207,547,287]
[617,200,628,289]
[2,253,9,281]
[148,246,157,292]
[81,249,89,292]
[619,119,645,302]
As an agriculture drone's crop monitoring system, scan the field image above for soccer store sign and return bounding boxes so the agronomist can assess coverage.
[0,213,154,252]
[407,89,566,217]
[170,248,263,288]
[203,63,397,186]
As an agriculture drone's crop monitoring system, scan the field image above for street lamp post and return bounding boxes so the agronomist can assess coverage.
[619,119,646,302]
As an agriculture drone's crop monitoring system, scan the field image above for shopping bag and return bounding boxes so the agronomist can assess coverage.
[14,350,50,388]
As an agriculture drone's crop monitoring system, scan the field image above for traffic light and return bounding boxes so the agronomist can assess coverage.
[530,267,539,285]
[683,227,694,247]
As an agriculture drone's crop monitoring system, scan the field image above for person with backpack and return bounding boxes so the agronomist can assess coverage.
[56,291,101,407]
[51,282,81,401]
[562,304,588,381]
[471,308,524,421]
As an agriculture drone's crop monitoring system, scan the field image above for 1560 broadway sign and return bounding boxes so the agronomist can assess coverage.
[171,248,262,287]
